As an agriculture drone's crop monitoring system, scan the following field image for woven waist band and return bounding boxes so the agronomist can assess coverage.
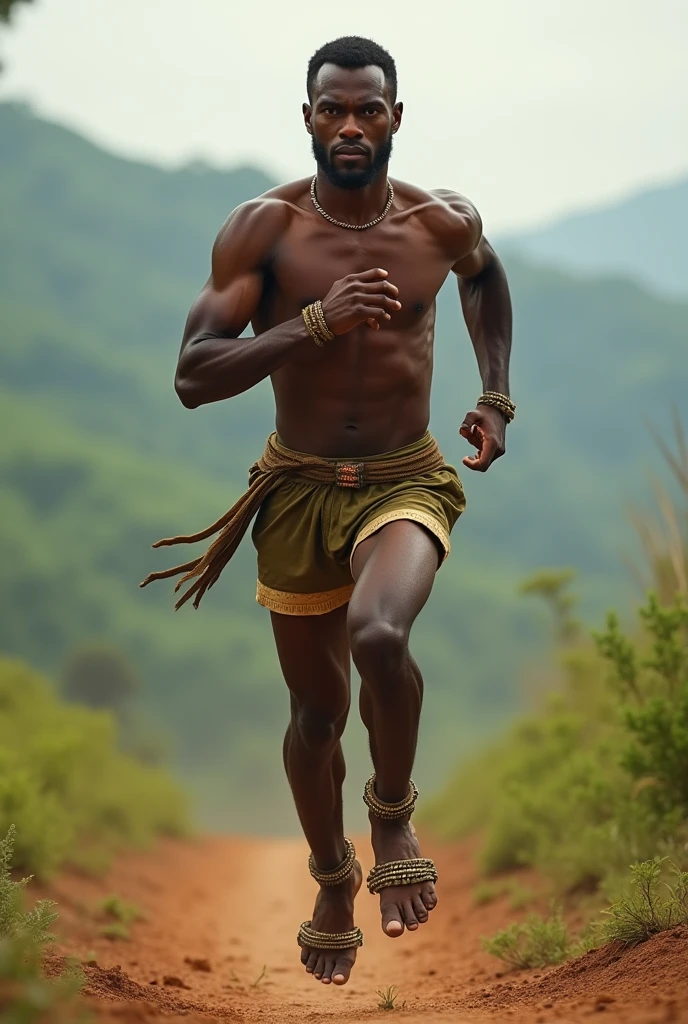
[139,431,445,611]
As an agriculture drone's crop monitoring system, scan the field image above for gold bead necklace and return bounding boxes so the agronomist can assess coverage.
[310,175,394,231]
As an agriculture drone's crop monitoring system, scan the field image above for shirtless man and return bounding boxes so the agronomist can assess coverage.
[143,35,512,988]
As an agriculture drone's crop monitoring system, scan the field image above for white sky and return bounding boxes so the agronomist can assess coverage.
[1,0,686,232]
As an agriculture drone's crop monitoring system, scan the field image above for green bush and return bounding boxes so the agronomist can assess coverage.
[0,825,87,1023]
[422,591,688,896]
[0,656,189,877]
[482,906,571,970]
[602,859,688,947]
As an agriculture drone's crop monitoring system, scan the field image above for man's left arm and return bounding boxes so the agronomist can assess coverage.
[451,208,513,472]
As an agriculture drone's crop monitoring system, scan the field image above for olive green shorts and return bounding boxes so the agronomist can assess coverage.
[251,433,466,616]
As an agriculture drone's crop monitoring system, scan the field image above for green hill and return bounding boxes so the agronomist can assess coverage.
[500,175,688,297]
[1,100,687,829]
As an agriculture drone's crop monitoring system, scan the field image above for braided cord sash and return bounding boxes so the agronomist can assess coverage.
[139,431,446,610]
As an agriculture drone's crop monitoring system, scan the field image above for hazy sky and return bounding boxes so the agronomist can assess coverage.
[1,0,686,232]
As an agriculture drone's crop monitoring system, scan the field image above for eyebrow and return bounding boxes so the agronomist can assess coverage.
[315,95,386,107]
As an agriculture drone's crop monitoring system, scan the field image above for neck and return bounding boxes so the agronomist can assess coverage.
[313,169,390,226]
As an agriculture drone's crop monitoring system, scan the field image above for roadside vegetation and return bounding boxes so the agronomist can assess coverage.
[0,826,87,1023]
[0,655,189,878]
[424,419,688,967]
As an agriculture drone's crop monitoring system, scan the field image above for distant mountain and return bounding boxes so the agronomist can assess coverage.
[500,176,688,297]
[1,101,687,829]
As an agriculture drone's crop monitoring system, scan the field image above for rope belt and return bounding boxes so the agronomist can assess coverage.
[139,431,445,611]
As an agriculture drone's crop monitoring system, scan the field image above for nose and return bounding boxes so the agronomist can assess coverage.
[339,114,363,139]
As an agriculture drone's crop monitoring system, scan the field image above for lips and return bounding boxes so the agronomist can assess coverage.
[334,146,368,157]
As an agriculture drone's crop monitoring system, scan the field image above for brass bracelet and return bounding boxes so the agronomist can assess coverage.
[312,300,335,342]
[301,300,334,347]
[477,391,516,423]
[302,304,324,347]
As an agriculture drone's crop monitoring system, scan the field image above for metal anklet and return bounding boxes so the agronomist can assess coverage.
[363,774,419,819]
[308,837,357,886]
[366,857,438,895]
[297,922,364,950]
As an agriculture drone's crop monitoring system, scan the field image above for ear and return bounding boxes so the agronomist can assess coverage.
[392,101,403,134]
[303,103,313,135]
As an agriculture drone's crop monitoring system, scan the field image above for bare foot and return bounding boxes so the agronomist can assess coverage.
[369,816,437,937]
[299,859,362,985]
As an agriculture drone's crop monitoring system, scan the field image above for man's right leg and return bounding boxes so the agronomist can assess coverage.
[270,605,361,986]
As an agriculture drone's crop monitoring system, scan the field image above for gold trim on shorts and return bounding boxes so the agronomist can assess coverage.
[256,581,355,616]
[351,508,451,569]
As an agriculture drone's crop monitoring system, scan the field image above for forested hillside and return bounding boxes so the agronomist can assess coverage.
[501,175,688,297]
[2,100,687,829]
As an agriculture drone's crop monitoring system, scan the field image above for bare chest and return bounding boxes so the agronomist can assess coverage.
[264,216,453,328]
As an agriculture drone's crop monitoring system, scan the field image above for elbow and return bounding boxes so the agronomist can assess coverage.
[174,370,201,410]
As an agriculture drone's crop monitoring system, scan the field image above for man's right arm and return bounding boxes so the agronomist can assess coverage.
[174,198,403,409]
[174,199,307,408]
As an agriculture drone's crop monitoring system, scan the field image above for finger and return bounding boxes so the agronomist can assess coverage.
[459,422,480,447]
[361,306,392,323]
[360,279,399,297]
[358,288,402,312]
[352,267,389,282]
[463,435,498,471]
[366,317,380,330]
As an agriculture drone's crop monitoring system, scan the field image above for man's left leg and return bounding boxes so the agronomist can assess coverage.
[348,519,441,937]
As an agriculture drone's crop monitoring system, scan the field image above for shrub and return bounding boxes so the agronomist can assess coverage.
[0,825,87,1023]
[482,907,571,970]
[0,656,189,877]
[422,590,688,897]
[601,859,688,947]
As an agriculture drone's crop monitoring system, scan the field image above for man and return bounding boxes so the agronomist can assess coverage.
[142,36,512,988]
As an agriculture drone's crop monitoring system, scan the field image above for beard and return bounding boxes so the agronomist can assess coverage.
[311,131,393,190]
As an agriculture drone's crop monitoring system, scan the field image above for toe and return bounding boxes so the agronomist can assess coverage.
[321,958,335,984]
[332,955,353,986]
[403,898,419,930]
[313,954,327,979]
[422,882,437,910]
[381,895,404,937]
[300,946,310,966]
[305,951,318,973]
[413,894,429,923]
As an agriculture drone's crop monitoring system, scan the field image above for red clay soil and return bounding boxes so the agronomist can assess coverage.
[43,834,688,1024]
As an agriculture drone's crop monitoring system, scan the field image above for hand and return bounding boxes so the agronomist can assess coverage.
[459,405,506,472]
[321,268,402,335]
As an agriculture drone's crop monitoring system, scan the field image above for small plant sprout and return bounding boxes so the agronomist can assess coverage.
[377,984,405,1010]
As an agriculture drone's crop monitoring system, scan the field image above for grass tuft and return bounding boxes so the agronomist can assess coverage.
[377,984,405,1010]
[98,894,144,926]
[482,906,571,970]
[602,859,688,947]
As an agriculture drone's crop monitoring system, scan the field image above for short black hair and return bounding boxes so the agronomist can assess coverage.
[307,36,397,103]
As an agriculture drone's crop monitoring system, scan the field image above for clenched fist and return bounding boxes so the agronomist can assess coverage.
[321,268,402,335]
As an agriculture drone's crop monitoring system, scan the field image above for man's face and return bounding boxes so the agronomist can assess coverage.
[304,64,402,189]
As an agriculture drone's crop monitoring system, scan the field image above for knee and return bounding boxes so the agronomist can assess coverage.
[349,617,407,682]
[293,701,345,752]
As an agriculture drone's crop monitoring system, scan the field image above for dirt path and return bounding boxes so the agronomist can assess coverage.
[46,834,687,1024]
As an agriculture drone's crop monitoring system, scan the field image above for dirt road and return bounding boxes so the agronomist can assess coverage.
[47,835,687,1023]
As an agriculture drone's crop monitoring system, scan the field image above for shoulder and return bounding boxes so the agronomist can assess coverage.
[393,181,482,260]
[211,179,310,277]
[428,188,482,260]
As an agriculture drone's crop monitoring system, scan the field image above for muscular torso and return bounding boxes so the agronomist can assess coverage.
[182,177,482,458]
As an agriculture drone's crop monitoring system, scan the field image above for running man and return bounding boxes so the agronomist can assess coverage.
[142,35,513,988]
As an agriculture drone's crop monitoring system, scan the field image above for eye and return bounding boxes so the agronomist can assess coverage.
[364,107,379,116]
[323,107,339,116]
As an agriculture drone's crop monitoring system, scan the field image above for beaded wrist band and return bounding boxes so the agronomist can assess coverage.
[308,837,356,886]
[477,391,516,423]
[297,922,364,950]
[363,774,419,820]
[302,300,335,347]
[366,857,438,895]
